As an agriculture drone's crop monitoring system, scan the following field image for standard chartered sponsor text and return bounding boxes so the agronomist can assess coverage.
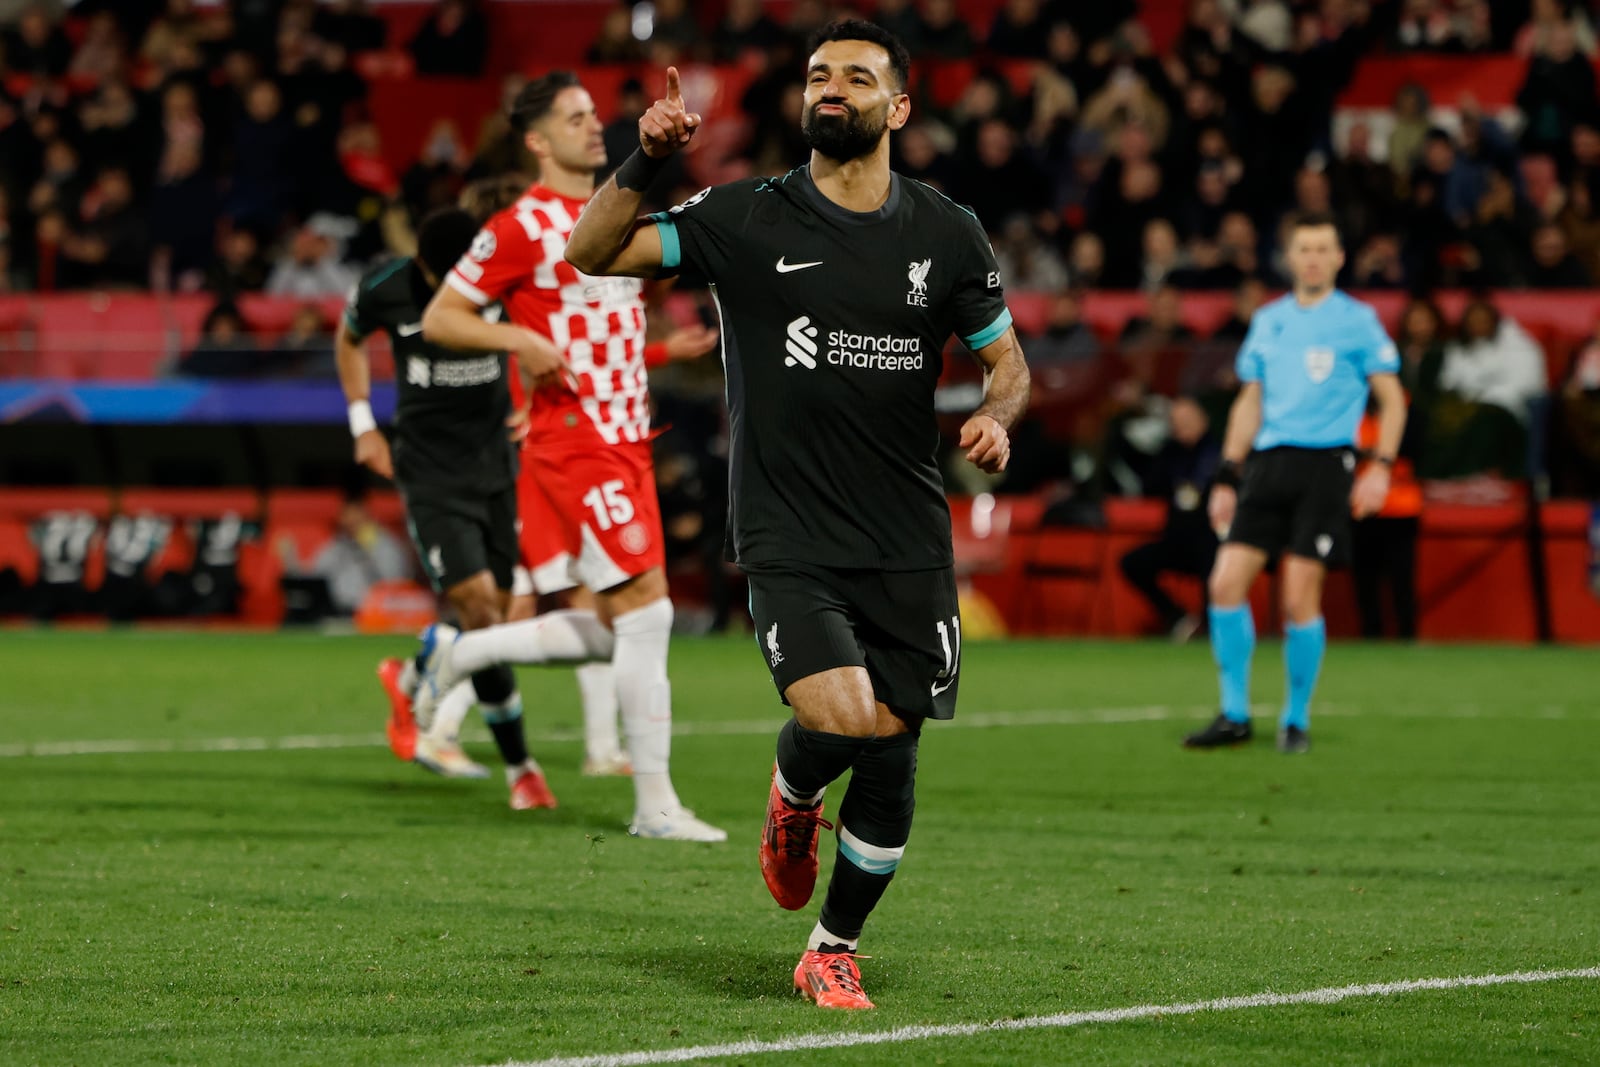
[826,329,923,371]
[430,355,502,387]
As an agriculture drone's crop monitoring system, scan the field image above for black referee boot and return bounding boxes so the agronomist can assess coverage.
[1183,713,1253,748]
[1276,724,1310,753]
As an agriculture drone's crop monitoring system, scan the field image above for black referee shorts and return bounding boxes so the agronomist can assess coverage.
[1228,446,1358,567]
[746,563,962,720]
[401,482,518,594]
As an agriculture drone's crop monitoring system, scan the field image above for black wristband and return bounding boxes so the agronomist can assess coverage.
[1215,459,1243,489]
[1372,454,1396,467]
[615,148,667,192]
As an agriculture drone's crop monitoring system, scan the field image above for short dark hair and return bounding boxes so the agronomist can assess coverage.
[458,173,530,221]
[509,70,582,135]
[806,18,912,93]
[1288,210,1340,238]
[416,207,480,280]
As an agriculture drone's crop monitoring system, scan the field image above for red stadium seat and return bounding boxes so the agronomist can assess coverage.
[0,296,35,377]
[166,294,214,355]
[920,59,978,110]
[31,294,174,380]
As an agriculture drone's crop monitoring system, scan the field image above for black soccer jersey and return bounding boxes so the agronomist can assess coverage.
[649,166,1012,572]
[343,258,514,495]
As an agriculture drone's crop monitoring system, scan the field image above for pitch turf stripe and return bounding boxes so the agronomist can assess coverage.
[1,702,1594,758]
[491,967,1600,1067]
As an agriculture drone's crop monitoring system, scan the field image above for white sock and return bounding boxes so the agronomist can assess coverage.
[398,657,419,696]
[425,681,476,743]
[576,662,622,759]
[775,765,825,808]
[612,598,679,817]
[449,611,614,675]
[807,922,857,953]
[504,758,542,786]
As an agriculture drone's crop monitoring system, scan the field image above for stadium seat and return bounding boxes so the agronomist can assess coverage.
[32,294,174,380]
[0,296,35,377]
[950,494,1025,576]
[920,59,977,111]
[237,295,344,336]
[353,49,415,80]
[265,489,344,561]
[166,294,215,355]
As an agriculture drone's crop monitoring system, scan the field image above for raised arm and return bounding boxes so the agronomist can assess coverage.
[334,317,392,479]
[959,326,1030,473]
[565,67,699,278]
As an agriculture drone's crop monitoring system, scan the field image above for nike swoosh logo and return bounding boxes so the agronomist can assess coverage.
[398,323,424,337]
[931,677,956,697]
[776,257,823,273]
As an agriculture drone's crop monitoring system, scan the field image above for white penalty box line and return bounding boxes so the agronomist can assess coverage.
[490,966,1600,1067]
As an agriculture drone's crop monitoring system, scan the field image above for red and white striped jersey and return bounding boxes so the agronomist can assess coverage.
[447,183,650,447]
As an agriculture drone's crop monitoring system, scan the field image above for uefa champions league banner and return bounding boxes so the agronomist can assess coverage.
[0,382,398,424]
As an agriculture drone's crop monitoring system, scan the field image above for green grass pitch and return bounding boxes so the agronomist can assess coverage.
[1,631,1597,1066]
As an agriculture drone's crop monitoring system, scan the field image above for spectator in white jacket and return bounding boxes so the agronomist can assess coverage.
[1438,299,1548,422]
[1420,298,1549,479]
[265,215,359,298]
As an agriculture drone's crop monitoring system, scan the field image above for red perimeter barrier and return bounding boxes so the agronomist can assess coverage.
[956,496,1598,644]
[10,488,1589,639]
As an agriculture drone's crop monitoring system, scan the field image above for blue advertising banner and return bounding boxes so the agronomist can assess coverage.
[0,382,398,424]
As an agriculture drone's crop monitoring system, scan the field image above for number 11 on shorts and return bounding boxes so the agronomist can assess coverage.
[932,615,960,696]
[582,479,635,531]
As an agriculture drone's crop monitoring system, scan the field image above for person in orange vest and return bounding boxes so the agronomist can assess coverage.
[1351,404,1421,638]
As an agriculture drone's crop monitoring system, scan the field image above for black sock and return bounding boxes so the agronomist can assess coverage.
[818,731,919,942]
[775,718,869,803]
[473,667,527,766]
[486,717,528,767]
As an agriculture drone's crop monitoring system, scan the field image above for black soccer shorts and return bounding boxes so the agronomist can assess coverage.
[1227,445,1358,567]
[401,483,518,593]
[746,563,962,720]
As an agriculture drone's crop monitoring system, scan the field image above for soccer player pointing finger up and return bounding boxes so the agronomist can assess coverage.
[567,21,1030,1010]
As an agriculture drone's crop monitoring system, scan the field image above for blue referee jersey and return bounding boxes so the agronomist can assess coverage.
[1237,290,1399,450]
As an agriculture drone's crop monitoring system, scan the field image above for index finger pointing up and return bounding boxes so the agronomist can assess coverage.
[666,66,682,105]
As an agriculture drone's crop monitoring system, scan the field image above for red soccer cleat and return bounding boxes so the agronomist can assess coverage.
[377,658,416,762]
[509,769,559,810]
[760,766,833,910]
[794,950,875,1009]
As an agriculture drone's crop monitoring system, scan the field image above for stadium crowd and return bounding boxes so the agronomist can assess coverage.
[2,0,1600,511]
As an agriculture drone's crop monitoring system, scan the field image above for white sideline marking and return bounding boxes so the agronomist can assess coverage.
[0,706,1192,758]
[0,702,1592,759]
[489,967,1600,1067]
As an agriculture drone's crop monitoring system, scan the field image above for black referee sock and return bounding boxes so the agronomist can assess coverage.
[818,732,919,942]
[775,719,869,804]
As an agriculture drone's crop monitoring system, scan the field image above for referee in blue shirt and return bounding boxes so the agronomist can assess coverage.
[1184,212,1407,753]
